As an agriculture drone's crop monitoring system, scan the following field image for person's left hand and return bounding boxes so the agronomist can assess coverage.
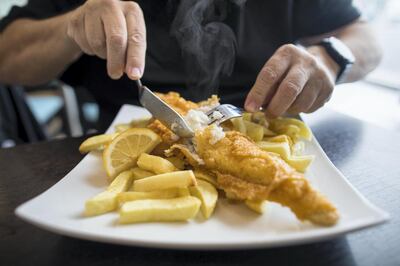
[244,44,340,117]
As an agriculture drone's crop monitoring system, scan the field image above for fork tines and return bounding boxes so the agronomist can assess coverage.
[206,104,243,125]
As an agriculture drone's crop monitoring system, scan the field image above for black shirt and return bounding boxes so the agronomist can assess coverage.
[0,0,360,127]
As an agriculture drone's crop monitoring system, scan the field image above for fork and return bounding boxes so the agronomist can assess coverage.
[135,79,242,137]
[205,104,243,125]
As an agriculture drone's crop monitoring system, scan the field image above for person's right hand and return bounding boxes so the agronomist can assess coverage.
[66,0,146,80]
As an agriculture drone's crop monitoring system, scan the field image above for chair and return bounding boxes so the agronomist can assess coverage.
[0,82,85,147]
[0,84,47,146]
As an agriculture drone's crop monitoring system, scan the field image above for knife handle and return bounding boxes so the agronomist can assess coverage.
[135,79,143,95]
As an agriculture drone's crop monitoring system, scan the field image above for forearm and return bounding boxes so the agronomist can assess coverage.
[301,21,382,83]
[0,11,82,86]
[335,21,382,82]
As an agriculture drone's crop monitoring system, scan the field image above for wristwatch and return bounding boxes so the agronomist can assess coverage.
[318,37,355,83]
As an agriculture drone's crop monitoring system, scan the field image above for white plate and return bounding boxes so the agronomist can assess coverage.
[15,105,389,250]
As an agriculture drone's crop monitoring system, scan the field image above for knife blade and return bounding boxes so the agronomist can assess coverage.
[135,80,194,138]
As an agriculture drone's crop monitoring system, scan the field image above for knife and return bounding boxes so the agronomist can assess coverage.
[135,80,195,138]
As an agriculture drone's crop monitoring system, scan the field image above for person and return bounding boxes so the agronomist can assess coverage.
[0,0,381,131]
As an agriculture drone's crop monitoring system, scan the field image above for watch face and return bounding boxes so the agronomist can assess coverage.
[329,37,355,64]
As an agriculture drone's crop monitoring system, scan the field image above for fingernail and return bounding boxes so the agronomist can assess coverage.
[130,67,141,79]
[110,72,122,80]
[245,100,258,112]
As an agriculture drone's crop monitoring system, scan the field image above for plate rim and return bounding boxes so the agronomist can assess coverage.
[15,204,388,250]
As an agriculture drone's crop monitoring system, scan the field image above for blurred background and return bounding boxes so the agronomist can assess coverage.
[0,0,399,148]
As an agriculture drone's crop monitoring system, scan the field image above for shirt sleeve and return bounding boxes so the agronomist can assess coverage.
[0,0,81,33]
[292,0,361,40]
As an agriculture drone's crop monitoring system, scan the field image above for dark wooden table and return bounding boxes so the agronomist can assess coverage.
[1,108,399,266]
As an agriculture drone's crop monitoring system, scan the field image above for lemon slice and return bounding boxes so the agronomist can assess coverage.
[103,128,161,180]
[79,133,119,154]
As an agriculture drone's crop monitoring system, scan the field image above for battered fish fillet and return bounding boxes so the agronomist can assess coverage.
[155,92,198,115]
[147,119,179,145]
[165,143,205,167]
[197,95,220,110]
[194,128,339,226]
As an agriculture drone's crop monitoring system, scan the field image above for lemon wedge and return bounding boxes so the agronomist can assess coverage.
[103,128,161,180]
[79,133,119,154]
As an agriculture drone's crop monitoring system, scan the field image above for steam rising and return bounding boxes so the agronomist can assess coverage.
[170,0,246,100]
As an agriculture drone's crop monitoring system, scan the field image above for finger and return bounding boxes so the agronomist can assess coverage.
[305,92,324,113]
[265,65,309,118]
[287,83,318,114]
[124,2,146,80]
[70,12,94,55]
[305,76,334,113]
[306,88,333,113]
[102,5,128,79]
[85,13,107,59]
[245,52,291,112]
